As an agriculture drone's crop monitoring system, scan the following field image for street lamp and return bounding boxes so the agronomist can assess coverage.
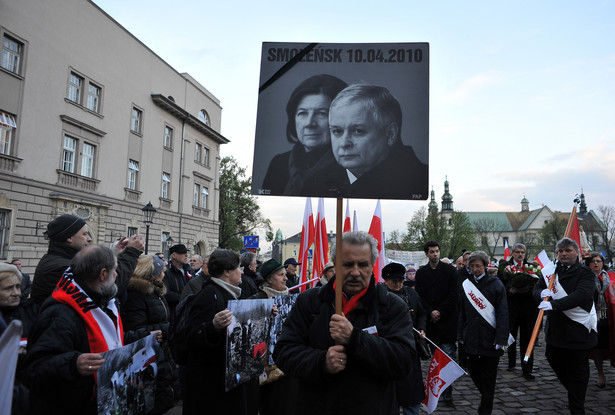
[142,201,157,254]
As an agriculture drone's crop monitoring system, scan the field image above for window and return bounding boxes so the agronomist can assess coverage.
[1,35,22,74]
[198,109,210,126]
[68,72,83,104]
[193,183,209,208]
[203,147,210,167]
[193,184,199,206]
[86,83,101,113]
[0,111,17,155]
[195,142,210,167]
[62,135,76,173]
[81,143,95,178]
[164,126,173,148]
[195,142,202,163]
[131,106,142,134]
[162,232,171,255]
[0,209,10,260]
[161,172,171,199]
[127,160,139,190]
[127,227,138,238]
[201,186,208,208]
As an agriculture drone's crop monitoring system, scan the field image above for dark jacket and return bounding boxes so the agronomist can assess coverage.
[273,276,415,415]
[30,241,79,304]
[182,280,257,415]
[533,261,598,350]
[0,300,39,343]
[286,271,300,294]
[459,274,509,357]
[122,277,175,415]
[164,262,194,312]
[20,280,117,415]
[180,273,209,300]
[385,284,426,407]
[239,273,259,298]
[20,272,32,299]
[301,143,428,200]
[415,261,459,344]
[114,246,143,305]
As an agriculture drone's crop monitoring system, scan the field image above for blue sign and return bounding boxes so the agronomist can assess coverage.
[243,235,259,248]
[307,249,313,259]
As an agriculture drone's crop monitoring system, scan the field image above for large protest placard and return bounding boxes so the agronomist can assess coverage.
[97,333,161,415]
[225,298,274,391]
[252,42,429,200]
[262,293,298,384]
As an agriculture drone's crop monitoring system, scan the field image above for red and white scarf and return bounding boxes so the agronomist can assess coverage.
[462,279,514,345]
[52,269,123,353]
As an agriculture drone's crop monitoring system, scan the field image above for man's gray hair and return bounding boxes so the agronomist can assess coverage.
[468,251,489,267]
[71,245,116,283]
[240,252,256,268]
[511,243,526,252]
[330,231,378,264]
[556,237,579,252]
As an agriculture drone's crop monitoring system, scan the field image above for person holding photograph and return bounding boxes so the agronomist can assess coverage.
[261,74,347,195]
[302,84,428,199]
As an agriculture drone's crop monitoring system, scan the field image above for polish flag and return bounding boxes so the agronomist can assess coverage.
[298,198,315,291]
[343,200,351,233]
[313,198,329,281]
[565,202,582,259]
[534,250,551,268]
[503,240,511,261]
[353,210,359,232]
[368,200,386,283]
[422,348,465,414]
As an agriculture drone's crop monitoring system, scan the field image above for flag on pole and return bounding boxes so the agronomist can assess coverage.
[313,198,329,280]
[368,200,386,283]
[565,202,582,258]
[534,250,551,268]
[503,239,511,261]
[353,210,358,232]
[422,348,465,414]
[343,200,351,233]
[298,198,315,292]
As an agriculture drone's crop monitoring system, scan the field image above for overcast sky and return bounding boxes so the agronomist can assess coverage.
[95,0,615,251]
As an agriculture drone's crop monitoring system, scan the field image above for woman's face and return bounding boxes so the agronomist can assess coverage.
[0,275,21,308]
[268,268,288,291]
[590,256,604,274]
[295,94,332,152]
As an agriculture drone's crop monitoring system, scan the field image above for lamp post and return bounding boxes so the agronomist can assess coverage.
[142,202,157,254]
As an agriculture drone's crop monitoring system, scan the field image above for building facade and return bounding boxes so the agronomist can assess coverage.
[0,0,228,274]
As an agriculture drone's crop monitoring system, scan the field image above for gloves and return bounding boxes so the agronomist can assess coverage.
[538,301,553,311]
[540,289,554,299]
[495,344,503,350]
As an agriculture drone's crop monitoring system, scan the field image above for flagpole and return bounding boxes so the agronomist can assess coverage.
[335,198,343,315]
[414,328,467,375]
[523,200,578,363]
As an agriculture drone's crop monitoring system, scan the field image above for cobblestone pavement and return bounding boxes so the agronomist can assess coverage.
[425,333,615,414]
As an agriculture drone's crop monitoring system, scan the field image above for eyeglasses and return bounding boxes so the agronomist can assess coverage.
[591,260,603,264]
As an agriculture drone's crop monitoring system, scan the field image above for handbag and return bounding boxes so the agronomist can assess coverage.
[414,332,431,360]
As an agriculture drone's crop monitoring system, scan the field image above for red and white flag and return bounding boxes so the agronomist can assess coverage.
[534,250,551,268]
[503,239,511,261]
[313,198,329,280]
[565,202,582,259]
[353,210,358,232]
[343,200,351,233]
[298,198,315,292]
[422,348,465,414]
[368,200,386,283]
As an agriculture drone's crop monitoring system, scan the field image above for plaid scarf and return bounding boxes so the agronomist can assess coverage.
[595,270,610,320]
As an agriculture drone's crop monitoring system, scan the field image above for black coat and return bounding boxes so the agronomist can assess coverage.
[415,261,459,344]
[164,262,194,313]
[533,261,598,350]
[20,281,117,415]
[273,277,415,415]
[182,280,257,415]
[459,274,509,357]
[30,241,79,304]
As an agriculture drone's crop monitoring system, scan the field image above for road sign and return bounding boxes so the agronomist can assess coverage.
[243,235,259,249]
[307,249,313,259]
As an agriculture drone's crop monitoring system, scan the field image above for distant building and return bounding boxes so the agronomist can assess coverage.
[279,231,336,276]
[0,0,229,273]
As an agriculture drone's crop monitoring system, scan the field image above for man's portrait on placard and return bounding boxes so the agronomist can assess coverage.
[252,42,429,201]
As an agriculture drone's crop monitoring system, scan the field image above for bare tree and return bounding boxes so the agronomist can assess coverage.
[597,205,615,263]
[472,217,507,259]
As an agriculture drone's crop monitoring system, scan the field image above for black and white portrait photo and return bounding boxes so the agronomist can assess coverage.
[252,42,429,201]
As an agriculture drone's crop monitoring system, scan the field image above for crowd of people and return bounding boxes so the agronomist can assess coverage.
[2,213,614,415]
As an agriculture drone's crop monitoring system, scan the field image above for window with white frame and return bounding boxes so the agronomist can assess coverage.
[61,134,97,178]
[195,142,202,164]
[131,106,142,134]
[81,142,95,178]
[203,146,210,167]
[62,135,77,173]
[198,109,210,126]
[1,35,22,75]
[164,125,173,148]
[0,209,10,260]
[161,172,171,199]
[201,186,208,208]
[193,183,209,208]
[162,232,171,255]
[67,72,83,104]
[86,83,101,113]
[127,160,139,190]
[0,111,17,155]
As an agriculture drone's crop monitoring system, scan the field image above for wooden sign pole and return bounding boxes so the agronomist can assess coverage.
[335,198,343,315]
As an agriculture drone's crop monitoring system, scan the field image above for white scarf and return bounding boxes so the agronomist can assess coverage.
[462,279,514,345]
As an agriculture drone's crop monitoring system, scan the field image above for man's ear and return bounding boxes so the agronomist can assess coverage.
[98,267,108,283]
[385,123,398,146]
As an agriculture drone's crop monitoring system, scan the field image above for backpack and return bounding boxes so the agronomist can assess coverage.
[168,282,225,364]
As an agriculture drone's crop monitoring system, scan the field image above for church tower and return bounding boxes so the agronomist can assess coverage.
[521,195,529,212]
[441,176,453,212]
[428,187,438,216]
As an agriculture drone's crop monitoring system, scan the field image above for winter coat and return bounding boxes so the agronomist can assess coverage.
[20,281,117,415]
[459,274,509,357]
[272,276,415,415]
[415,261,459,344]
[30,241,79,304]
[163,262,194,313]
[122,277,175,415]
[180,273,208,300]
[114,246,143,305]
[182,280,258,415]
[533,261,598,350]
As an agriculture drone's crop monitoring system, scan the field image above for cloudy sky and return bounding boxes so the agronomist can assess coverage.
[95,0,615,250]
